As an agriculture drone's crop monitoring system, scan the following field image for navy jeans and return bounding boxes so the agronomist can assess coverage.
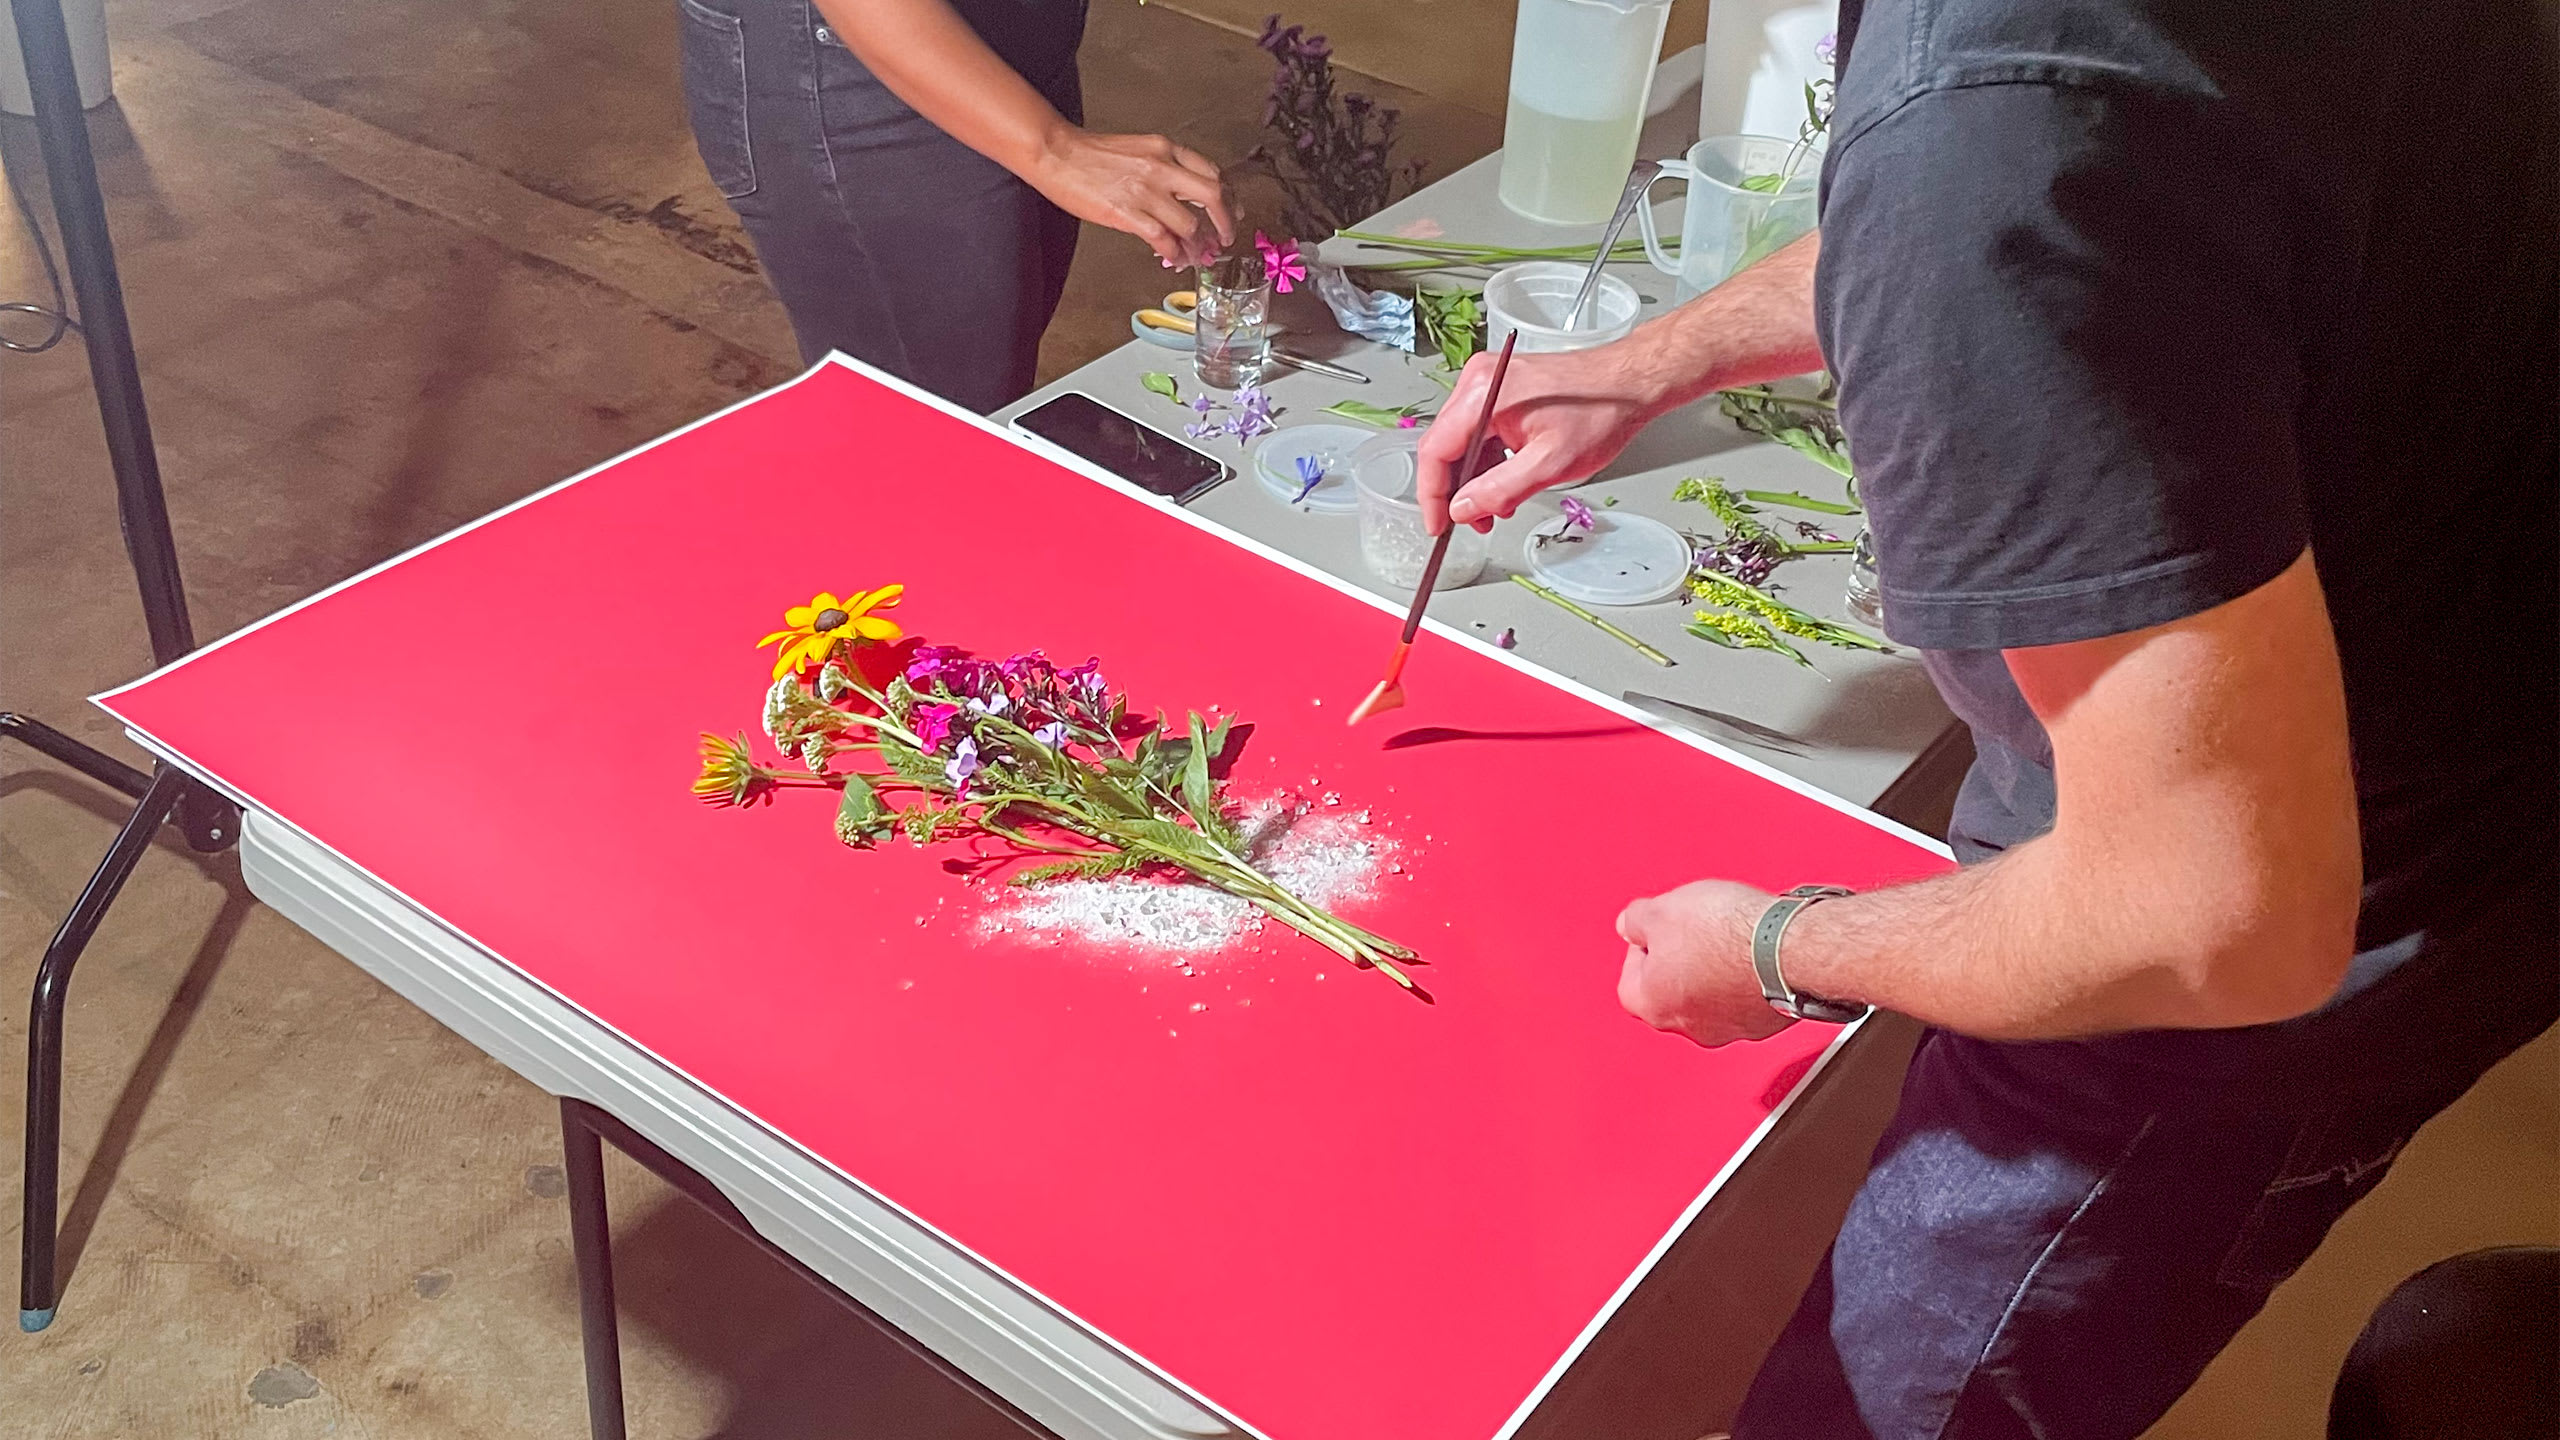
[1739,859,2557,1439]
[676,0,1086,412]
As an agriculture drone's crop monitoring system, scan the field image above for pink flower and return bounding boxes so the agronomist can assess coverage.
[1254,231,1307,294]
[911,702,959,751]
[1396,415,1420,429]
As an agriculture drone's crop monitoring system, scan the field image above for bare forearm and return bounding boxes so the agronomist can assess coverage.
[1625,232,1827,415]
[1775,840,2250,1039]
[814,0,1065,175]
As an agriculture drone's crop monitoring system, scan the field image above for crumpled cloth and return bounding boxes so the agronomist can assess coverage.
[1314,264,1415,352]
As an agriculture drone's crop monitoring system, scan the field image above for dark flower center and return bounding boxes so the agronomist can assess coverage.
[814,608,849,632]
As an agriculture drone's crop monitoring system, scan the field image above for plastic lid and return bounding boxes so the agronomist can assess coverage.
[1253,424,1377,514]
[1524,508,1691,605]
[1349,429,1425,506]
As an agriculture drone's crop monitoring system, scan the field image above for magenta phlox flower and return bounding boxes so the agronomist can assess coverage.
[910,701,959,751]
[1255,231,1308,294]
[1396,415,1420,429]
[1559,496,1596,531]
[903,644,965,684]
[943,736,980,791]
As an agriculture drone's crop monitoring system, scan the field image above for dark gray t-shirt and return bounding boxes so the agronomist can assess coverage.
[1815,0,2557,955]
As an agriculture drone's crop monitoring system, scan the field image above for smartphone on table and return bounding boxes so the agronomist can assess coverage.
[1010,392,1231,505]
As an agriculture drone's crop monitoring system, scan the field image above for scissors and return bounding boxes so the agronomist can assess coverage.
[1131,291,1371,385]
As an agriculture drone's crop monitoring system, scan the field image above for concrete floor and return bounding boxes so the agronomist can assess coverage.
[1,2,2552,1436]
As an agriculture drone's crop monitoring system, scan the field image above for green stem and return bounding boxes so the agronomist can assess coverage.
[1737,487,1861,515]
[1509,575,1676,667]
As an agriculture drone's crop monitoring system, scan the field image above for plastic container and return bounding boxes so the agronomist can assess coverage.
[1636,134,1820,301]
[1524,508,1691,605]
[1353,431,1487,591]
[1698,0,1835,143]
[1252,424,1374,514]
[1498,0,1674,224]
[0,0,112,115]
[1484,262,1642,355]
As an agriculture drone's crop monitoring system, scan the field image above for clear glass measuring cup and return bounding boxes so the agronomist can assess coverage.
[1498,0,1674,225]
[1634,134,1821,301]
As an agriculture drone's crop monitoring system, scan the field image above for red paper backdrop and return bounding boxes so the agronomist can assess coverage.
[101,363,1949,1440]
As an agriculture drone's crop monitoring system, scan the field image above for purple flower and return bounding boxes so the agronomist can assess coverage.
[1032,721,1070,749]
[966,690,1012,719]
[1815,30,1837,66]
[911,701,959,751]
[1494,627,1517,649]
[1189,393,1218,414]
[1559,496,1596,531]
[903,644,964,684]
[1231,384,1277,440]
[943,736,980,791]
[1292,453,1326,502]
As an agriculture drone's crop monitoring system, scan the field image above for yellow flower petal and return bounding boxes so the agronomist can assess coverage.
[811,592,842,612]
[784,606,817,628]
[756,629,798,649]
[852,616,902,641]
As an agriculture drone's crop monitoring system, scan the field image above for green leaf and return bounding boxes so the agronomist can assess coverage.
[1141,371,1179,403]
[1324,399,1429,428]
[1013,850,1152,886]
[1181,713,1218,825]
[1739,172,1787,194]
[878,738,944,788]
[834,773,890,848]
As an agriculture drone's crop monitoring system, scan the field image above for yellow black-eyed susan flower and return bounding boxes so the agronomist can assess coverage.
[691,731,767,806]
[757,585,903,679]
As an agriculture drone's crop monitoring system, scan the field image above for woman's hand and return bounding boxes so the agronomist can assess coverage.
[1030,127,1236,268]
[1416,338,1668,534]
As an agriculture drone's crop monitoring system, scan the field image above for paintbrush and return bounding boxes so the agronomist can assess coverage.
[1345,330,1521,726]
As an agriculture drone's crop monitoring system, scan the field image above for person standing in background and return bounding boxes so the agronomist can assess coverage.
[678,0,1237,412]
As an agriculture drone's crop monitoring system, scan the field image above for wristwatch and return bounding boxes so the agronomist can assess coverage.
[1751,885,1871,1024]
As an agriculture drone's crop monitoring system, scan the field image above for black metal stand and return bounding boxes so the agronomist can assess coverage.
[557,1098,1054,1440]
[6,0,239,1333]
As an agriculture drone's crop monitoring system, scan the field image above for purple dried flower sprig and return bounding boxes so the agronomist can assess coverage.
[1185,383,1281,443]
[1245,13,1429,238]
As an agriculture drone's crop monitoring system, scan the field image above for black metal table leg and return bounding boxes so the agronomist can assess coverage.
[19,766,189,1332]
[562,1099,630,1440]
[553,1098,1053,1438]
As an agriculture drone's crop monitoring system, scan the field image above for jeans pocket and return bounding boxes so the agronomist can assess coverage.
[677,0,756,200]
[2215,1108,2411,1291]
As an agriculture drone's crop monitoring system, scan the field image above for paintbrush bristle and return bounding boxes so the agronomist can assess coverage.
[1345,679,1405,727]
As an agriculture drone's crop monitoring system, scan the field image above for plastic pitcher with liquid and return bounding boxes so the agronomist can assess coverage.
[1499,0,1674,224]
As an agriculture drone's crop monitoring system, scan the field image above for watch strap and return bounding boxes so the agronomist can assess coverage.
[1751,884,1868,1024]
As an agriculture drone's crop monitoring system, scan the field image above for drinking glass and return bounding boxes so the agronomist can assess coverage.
[1845,526,1884,627]
[1192,253,1272,390]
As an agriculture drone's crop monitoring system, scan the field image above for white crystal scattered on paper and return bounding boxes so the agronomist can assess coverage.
[976,796,1393,959]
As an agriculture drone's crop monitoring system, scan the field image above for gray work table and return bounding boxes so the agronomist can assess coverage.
[998,140,1964,828]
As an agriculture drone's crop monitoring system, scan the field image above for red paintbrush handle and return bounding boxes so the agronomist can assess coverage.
[1397,332,1521,645]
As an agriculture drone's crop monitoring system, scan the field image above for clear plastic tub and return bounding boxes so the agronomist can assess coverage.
[1484,261,1642,355]
[1353,432,1487,591]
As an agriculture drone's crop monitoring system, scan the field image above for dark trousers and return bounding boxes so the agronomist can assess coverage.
[1738,860,2558,1439]
[676,0,1085,413]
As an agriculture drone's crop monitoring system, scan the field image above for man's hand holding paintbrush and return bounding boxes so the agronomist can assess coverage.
[1414,233,1828,536]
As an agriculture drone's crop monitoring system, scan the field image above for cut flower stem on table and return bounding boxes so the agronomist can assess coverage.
[695,590,1425,996]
